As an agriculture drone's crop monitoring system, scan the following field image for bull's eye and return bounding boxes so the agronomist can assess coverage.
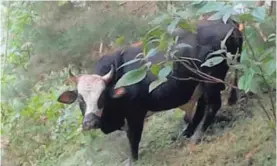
[78,95,84,102]
[97,91,106,109]
[78,95,86,116]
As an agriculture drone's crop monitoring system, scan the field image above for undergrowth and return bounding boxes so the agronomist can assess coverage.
[1,1,275,166]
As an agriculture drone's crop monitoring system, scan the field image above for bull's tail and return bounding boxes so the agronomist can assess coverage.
[227,69,238,105]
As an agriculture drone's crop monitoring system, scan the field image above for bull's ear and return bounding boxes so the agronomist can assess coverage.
[112,87,126,98]
[57,90,78,104]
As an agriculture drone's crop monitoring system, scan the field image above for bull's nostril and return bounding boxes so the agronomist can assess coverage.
[93,122,99,128]
[83,121,91,129]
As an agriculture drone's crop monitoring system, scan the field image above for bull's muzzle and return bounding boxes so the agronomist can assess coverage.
[82,113,101,130]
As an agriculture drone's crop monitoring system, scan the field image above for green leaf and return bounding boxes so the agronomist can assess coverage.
[238,68,255,91]
[167,17,181,34]
[158,33,170,52]
[240,50,249,63]
[235,1,256,8]
[196,2,225,14]
[150,64,161,76]
[263,59,276,76]
[238,13,254,22]
[267,33,276,42]
[158,65,172,78]
[178,20,196,33]
[259,47,275,61]
[201,56,225,67]
[230,64,246,70]
[115,65,148,88]
[251,65,262,75]
[206,49,226,59]
[221,27,234,49]
[117,58,142,70]
[114,36,125,46]
[145,26,164,39]
[208,11,223,21]
[146,39,160,48]
[249,76,260,94]
[251,7,265,22]
[222,11,231,24]
[146,48,158,58]
[149,78,167,93]
[150,13,169,25]
[176,9,194,20]
[220,5,233,23]
[175,43,192,49]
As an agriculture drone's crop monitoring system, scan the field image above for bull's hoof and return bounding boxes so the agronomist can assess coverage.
[227,96,237,105]
[190,130,204,144]
[182,128,194,138]
[121,158,132,166]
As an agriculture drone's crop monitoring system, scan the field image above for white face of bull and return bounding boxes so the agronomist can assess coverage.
[77,75,106,117]
[57,66,125,130]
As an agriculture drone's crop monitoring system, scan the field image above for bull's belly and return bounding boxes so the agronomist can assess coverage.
[145,84,203,122]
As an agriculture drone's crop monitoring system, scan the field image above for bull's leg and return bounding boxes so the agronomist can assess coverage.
[180,84,203,124]
[126,111,146,161]
[202,90,222,132]
[190,89,222,144]
[182,95,206,138]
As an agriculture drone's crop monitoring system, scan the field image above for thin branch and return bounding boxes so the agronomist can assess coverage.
[242,27,276,120]
[252,23,267,42]
[269,1,276,16]
[170,75,222,84]
[99,40,103,55]
[256,96,272,121]
[179,56,202,62]
[170,58,239,90]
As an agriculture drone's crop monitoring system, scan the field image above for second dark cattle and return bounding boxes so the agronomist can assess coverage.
[58,19,243,160]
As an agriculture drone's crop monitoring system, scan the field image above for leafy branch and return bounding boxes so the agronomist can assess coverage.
[242,27,276,121]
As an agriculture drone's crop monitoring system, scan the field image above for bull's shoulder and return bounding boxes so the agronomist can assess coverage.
[196,19,238,45]
[94,49,124,76]
[121,47,142,62]
[94,47,143,76]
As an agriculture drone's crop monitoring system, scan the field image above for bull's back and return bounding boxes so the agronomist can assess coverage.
[196,19,238,46]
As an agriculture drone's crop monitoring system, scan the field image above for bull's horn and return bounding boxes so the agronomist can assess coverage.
[68,68,78,84]
[102,65,114,83]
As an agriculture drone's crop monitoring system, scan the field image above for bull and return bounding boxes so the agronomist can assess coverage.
[57,19,243,161]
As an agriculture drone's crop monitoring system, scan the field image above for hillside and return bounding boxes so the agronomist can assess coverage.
[1,1,275,166]
[52,92,276,166]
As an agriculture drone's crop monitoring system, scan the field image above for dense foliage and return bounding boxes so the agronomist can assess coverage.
[1,1,275,166]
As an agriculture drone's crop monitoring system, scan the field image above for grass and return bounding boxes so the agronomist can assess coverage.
[6,92,270,166]
[134,95,275,166]
[2,91,275,166]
